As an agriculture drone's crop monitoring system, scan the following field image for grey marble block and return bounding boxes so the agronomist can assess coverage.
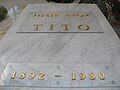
[0,4,120,90]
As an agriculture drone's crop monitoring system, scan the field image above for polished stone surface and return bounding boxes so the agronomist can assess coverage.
[0,4,120,90]
[17,12,103,33]
[1,63,119,88]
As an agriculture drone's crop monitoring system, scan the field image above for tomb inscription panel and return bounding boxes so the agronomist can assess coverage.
[17,12,103,33]
[0,63,119,88]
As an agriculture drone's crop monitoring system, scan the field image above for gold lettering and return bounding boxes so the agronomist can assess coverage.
[62,24,69,31]
[72,72,76,80]
[34,14,37,17]
[41,14,44,17]
[29,72,35,79]
[46,14,50,17]
[51,14,54,17]
[19,72,26,79]
[65,14,70,17]
[80,72,86,80]
[78,24,89,31]
[34,13,89,18]
[49,24,54,31]
[76,14,80,17]
[38,14,40,17]
[71,14,76,17]
[84,13,89,16]
[38,72,45,80]
[89,73,96,80]
[33,24,43,31]
[80,13,84,17]
[55,14,59,17]
[11,71,16,79]
[98,72,105,80]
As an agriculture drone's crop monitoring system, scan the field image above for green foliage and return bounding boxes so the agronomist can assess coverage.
[0,6,8,22]
[79,0,120,21]
[95,0,108,18]
[107,0,120,20]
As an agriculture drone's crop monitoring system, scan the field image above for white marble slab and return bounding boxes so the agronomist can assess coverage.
[0,4,120,90]
[1,63,119,88]
[17,12,103,33]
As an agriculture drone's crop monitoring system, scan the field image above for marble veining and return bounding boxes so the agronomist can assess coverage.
[0,4,120,90]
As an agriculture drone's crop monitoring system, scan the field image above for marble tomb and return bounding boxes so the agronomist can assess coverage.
[0,4,120,90]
